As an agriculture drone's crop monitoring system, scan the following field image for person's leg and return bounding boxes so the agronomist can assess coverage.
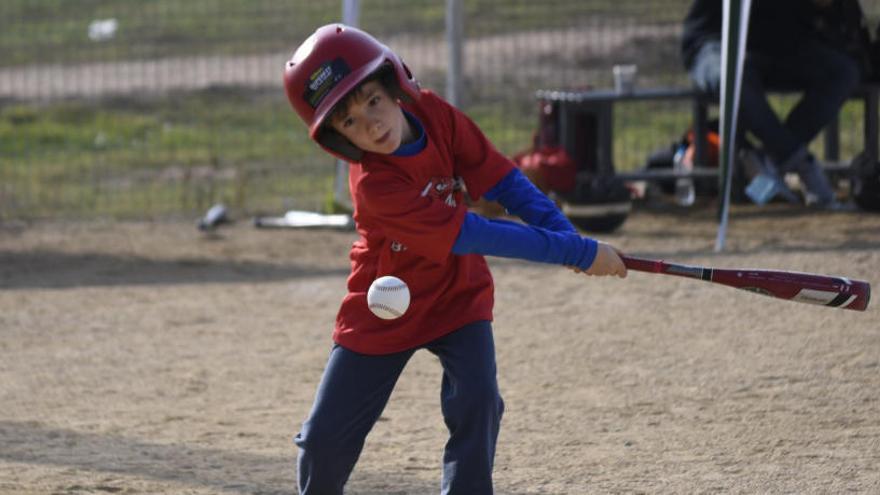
[690,42,797,205]
[295,344,414,495]
[689,40,800,161]
[426,321,504,495]
[737,53,804,164]
[776,40,861,147]
[690,41,800,204]
[760,41,860,205]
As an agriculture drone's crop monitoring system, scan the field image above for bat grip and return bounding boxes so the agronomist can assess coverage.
[621,255,665,273]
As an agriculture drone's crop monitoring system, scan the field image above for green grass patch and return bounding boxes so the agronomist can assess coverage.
[2,86,870,220]
[0,0,340,66]
[614,100,692,171]
[1,0,693,67]
[0,87,333,219]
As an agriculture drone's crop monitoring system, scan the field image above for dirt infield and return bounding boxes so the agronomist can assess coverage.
[1,205,879,494]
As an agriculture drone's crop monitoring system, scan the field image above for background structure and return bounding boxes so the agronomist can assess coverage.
[1,0,876,220]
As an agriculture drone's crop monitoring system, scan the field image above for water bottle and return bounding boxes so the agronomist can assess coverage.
[673,145,695,206]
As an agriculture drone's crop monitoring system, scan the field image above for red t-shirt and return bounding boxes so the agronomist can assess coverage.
[334,90,514,354]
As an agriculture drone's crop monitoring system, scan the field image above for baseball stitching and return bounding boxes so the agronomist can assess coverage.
[369,303,403,317]
[374,284,407,292]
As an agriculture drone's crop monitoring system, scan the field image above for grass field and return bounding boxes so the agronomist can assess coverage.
[0,0,693,67]
[0,0,869,220]
[1,88,323,218]
[2,87,869,219]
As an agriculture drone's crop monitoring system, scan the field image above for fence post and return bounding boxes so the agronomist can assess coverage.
[342,0,360,26]
[446,0,464,108]
[333,0,361,212]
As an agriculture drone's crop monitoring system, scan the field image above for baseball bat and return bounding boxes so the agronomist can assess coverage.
[621,255,870,312]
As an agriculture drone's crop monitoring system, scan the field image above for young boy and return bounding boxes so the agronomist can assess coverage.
[283,24,627,494]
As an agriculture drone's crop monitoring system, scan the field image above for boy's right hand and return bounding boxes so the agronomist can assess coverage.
[578,241,627,278]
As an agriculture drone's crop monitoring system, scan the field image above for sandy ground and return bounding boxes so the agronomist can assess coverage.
[1,203,879,494]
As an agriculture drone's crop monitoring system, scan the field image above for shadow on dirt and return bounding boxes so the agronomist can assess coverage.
[0,250,350,290]
[0,420,440,495]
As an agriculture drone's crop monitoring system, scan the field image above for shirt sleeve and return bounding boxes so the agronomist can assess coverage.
[452,212,598,270]
[484,168,577,233]
[434,94,514,200]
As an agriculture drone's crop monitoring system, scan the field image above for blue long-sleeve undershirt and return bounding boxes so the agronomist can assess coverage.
[453,169,596,269]
[483,168,577,233]
[452,213,598,270]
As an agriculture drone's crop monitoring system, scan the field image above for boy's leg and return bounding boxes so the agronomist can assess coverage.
[426,321,504,495]
[295,344,413,495]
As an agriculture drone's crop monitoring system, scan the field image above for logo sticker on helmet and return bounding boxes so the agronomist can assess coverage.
[303,58,351,109]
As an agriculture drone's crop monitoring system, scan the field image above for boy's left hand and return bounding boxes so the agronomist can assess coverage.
[569,241,627,278]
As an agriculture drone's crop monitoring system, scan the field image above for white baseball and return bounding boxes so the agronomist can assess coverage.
[367,275,411,320]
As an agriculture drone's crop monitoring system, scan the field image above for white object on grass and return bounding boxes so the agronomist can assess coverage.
[284,210,351,228]
[253,210,353,229]
[88,19,118,41]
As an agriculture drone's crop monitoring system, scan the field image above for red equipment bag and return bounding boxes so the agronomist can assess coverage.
[512,145,577,193]
[512,100,578,193]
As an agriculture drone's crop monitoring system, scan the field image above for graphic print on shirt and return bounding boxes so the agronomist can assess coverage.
[420,176,464,208]
[389,176,464,255]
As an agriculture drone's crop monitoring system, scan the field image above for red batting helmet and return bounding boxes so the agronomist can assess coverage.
[283,24,420,161]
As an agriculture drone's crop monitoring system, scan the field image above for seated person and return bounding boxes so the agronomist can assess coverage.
[681,0,861,208]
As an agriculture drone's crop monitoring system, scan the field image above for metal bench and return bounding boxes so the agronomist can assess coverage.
[535,83,880,182]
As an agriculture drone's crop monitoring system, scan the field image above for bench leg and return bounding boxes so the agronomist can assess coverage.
[693,99,709,166]
[866,90,879,162]
[824,113,840,162]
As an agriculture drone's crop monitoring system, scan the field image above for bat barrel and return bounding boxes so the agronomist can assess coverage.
[710,268,871,312]
[623,255,871,312]
[836,279,870,311]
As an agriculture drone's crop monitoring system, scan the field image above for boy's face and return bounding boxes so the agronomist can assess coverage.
[328,81,413,155]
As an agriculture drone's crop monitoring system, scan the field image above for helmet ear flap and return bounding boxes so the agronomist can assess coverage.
[397,62,417,102]
[316,128,364,162]
[388,81,413,104]
[375,62,414,104]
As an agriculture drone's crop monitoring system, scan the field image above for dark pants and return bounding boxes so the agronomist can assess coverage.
[689,39,860,166]
[294,320,504,495]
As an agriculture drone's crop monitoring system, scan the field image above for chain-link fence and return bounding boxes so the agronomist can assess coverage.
[0,0,868,220]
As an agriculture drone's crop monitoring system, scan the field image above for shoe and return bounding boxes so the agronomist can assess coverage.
[807,198,856,212]
[673,145,695,206]
[795,154,836,207]
[741,150,798,205]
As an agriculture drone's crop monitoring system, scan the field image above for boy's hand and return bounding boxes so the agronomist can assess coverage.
[570,241,627,278]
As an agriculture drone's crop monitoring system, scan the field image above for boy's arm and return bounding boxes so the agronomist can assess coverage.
[483,168,577,233]
[452,212,626,277]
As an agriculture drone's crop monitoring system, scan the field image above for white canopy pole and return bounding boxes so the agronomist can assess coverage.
[332,0,361,212]
[715,0,752,252]
[446,0,464,108]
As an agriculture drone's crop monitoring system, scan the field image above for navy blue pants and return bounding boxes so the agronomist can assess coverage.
[294,320,504,495]
[690,39,860,165]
